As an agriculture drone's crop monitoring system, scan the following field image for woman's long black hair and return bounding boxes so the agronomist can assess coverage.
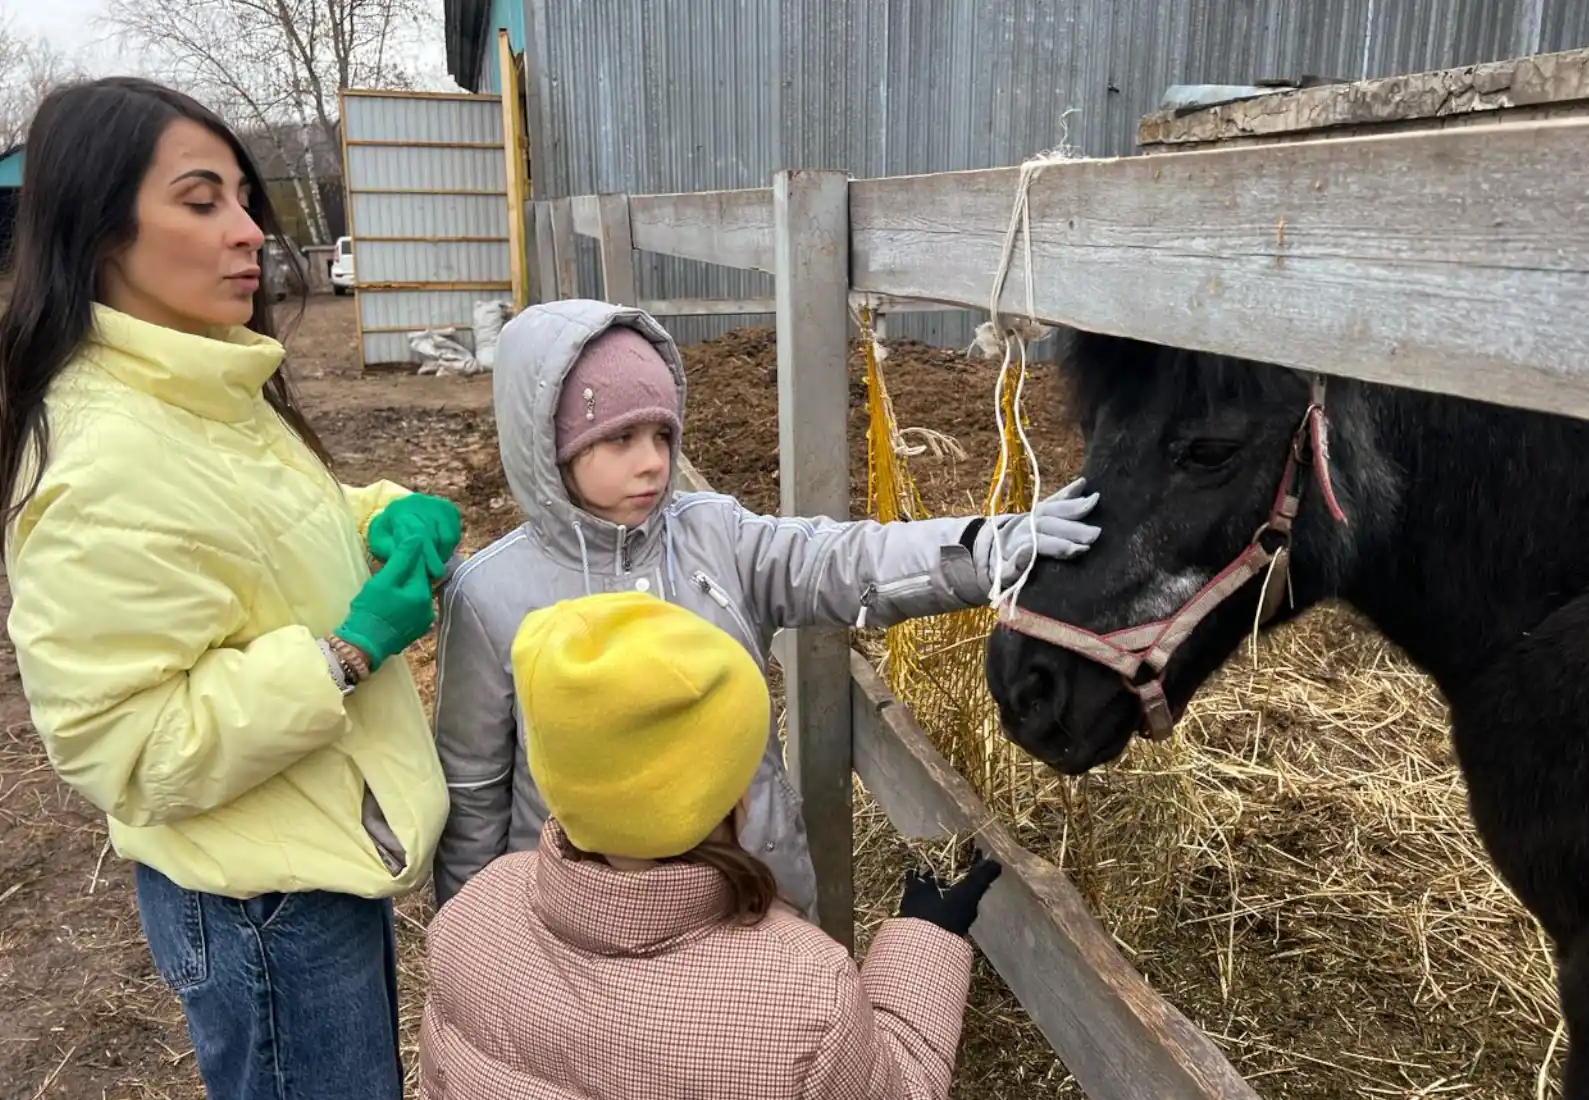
[0,76,332,552]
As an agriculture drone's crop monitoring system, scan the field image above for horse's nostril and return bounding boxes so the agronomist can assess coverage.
[1011,665,1057,719]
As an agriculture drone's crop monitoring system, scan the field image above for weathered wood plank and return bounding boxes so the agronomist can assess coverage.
[532,201,557,304]
[850,116,1589,420]
[640,297,776,317]
[849,654,1259,1100]
[593,193,638,306]
[848,290,978,314]
[570,194,601,238]
[629,188,776,273]
[1139,46,1589,148]
[674,452,711,493]
[548,198,578,299]
[775,169,855,950]
[635,292,967,318]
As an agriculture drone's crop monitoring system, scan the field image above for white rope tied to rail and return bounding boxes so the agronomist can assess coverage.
[984,335,1043,610]
[979,115,1083,611]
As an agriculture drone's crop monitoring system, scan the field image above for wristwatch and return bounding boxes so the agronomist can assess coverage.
[318,637,357,697]
[328,634,372,682]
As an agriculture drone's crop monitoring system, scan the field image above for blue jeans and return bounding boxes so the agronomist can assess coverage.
[133,863,403,1100]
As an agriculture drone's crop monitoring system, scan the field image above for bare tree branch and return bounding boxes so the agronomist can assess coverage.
[102,0,434,243]
[0,21,84,149]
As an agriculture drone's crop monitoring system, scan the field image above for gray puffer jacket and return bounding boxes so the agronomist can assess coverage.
[430,299,991,915]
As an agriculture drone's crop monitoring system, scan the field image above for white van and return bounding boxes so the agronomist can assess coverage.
[330,236,355,295]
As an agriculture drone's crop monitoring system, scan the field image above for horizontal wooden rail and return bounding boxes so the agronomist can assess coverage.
[850,115,1589,420]
[674,453,1253,1099]
[640,296,775,316]
[632,294,977,319]
[850,655,1260,1100]
[847,291,978,314]
[628,188,777,273]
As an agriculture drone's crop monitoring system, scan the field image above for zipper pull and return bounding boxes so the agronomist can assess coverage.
[694,570,733,611]
[856,584,876,629]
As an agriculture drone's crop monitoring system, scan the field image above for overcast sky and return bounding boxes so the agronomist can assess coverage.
[4,0,458,90]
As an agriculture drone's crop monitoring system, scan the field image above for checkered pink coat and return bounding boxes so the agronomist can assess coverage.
[419,821,975,1099]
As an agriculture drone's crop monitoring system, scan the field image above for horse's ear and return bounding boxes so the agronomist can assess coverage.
[1052,327,1126,437]
[1056,326,1147,372]
[1057,327,1142,413]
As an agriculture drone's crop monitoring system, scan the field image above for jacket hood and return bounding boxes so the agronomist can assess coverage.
[492,299,688,573]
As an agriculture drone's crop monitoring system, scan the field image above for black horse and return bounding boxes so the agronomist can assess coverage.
[984,328,1589,1097]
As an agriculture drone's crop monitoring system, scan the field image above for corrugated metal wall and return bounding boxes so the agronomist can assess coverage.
[522,0,781,339]
[342,91,515,366]
[521,0,1589,347]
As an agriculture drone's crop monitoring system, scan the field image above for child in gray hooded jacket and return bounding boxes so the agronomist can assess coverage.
[430,299,1100,916]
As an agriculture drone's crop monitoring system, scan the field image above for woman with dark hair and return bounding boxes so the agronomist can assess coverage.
[2,77,461,1099]
[420,591,1001,1100]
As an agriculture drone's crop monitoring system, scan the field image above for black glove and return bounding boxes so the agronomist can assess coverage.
[896,852,1003,937]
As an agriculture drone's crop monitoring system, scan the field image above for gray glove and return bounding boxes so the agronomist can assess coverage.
[972,477,1101,588]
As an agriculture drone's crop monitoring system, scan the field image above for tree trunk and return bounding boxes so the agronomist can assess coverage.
[296,117,331,244]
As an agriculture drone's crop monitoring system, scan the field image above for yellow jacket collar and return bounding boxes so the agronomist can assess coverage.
[88,304,286,423]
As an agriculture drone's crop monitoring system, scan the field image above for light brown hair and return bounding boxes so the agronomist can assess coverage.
[567,830,779,927]
[662,840,778,926]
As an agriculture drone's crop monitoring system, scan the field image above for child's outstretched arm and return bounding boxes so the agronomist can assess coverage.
[798,858,997,1099]
[431,582,518,907]
[799,925,973,1100]
[725,480,1099,634]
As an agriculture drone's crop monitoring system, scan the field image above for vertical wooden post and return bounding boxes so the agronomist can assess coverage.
[549,198,578,299]
[594,193,638,305]
[496,30,531,312]
[774,168,854,950]
[524,202,543,304]
[532,201,557,304]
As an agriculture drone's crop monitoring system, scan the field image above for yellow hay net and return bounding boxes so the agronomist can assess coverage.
[858,305,1042,809]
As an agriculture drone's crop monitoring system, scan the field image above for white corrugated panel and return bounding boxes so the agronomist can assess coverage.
[343,92,506,143]
[357,240,510,284]
[341,90,513,368]
[358,288,498,332]
[350,193,508,238]
[345,145,505,193]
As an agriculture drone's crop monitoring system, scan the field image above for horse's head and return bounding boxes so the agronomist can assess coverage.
[985,330,1365,774]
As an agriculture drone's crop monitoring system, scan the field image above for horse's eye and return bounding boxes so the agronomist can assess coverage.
[1181,439,1241,470]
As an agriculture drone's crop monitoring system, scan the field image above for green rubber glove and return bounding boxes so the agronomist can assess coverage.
[367,493,461,573]
[335,539,440,670]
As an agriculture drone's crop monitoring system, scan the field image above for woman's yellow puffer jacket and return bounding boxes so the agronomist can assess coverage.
[5,305,449,899]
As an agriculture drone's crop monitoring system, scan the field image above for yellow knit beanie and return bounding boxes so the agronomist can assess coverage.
[511,591,770,860]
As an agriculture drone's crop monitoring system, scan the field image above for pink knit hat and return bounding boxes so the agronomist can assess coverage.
[554,326,682,464]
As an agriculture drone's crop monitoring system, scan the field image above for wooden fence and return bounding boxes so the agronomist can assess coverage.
[526,45,1589,1100]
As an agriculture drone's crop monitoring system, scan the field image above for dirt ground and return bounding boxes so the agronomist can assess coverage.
[0,295,1555,1099]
